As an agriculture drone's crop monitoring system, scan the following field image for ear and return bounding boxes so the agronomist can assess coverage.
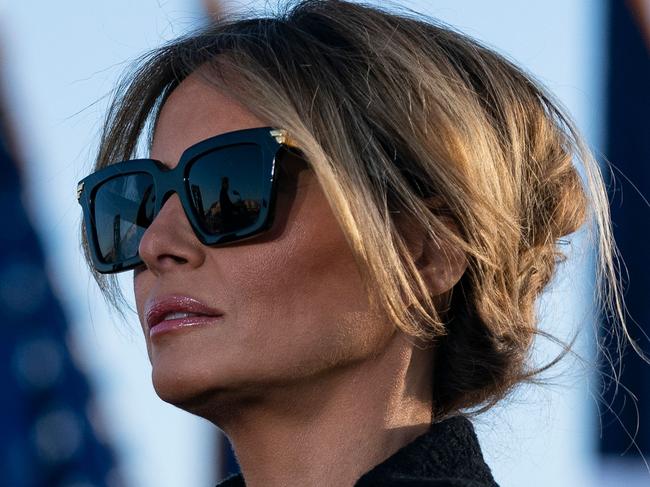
[415,223,468,305]
[396,199,468,303]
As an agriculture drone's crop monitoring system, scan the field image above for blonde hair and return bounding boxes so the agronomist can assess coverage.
[84,0,638,418]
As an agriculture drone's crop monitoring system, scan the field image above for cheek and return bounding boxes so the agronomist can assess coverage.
[133,271,155,356]
[219,191,392,378]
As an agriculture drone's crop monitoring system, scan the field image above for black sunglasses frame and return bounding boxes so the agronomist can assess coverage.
[78,126,297,274]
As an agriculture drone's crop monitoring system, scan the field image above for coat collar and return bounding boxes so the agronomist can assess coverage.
[216,415,498,486]
[354,415,499,486]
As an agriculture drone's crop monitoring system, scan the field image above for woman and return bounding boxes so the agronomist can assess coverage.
[77,1,631,485]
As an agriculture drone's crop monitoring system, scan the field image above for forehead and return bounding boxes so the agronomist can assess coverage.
[150,69,266,168]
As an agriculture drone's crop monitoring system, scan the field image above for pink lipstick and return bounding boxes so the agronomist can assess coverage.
[145,295,224,339]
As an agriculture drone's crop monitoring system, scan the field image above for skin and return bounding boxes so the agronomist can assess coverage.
[134,68,467,487]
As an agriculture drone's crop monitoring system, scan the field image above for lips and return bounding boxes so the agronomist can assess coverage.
[145,295,224,331]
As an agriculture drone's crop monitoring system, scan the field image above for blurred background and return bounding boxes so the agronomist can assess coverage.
[0,0,648,486]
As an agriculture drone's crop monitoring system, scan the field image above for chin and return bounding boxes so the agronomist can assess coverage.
[149,360,265,421]
[151,365,209,406]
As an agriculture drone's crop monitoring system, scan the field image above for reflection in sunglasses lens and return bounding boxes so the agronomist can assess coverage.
[187,144,265,235]
[94,172,155,264]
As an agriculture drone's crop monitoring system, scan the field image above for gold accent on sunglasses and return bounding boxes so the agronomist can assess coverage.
[76,182,84,200]
[270,129,298,148]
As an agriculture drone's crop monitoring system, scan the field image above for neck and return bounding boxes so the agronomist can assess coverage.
[208,332,434,487]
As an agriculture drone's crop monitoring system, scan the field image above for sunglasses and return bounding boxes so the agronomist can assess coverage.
[78,126,301,274]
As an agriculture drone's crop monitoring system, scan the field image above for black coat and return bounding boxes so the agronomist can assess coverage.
[216,415,500,486]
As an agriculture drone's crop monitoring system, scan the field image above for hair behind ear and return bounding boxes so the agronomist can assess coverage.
[431,272,515,418]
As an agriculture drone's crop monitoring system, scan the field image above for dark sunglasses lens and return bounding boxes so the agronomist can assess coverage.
[93,173,155,265]
[187,144,267,235]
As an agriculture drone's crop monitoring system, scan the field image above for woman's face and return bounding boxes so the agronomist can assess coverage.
[133,71,398,416]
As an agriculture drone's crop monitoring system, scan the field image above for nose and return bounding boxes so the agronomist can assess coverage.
[138,193,206,275]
